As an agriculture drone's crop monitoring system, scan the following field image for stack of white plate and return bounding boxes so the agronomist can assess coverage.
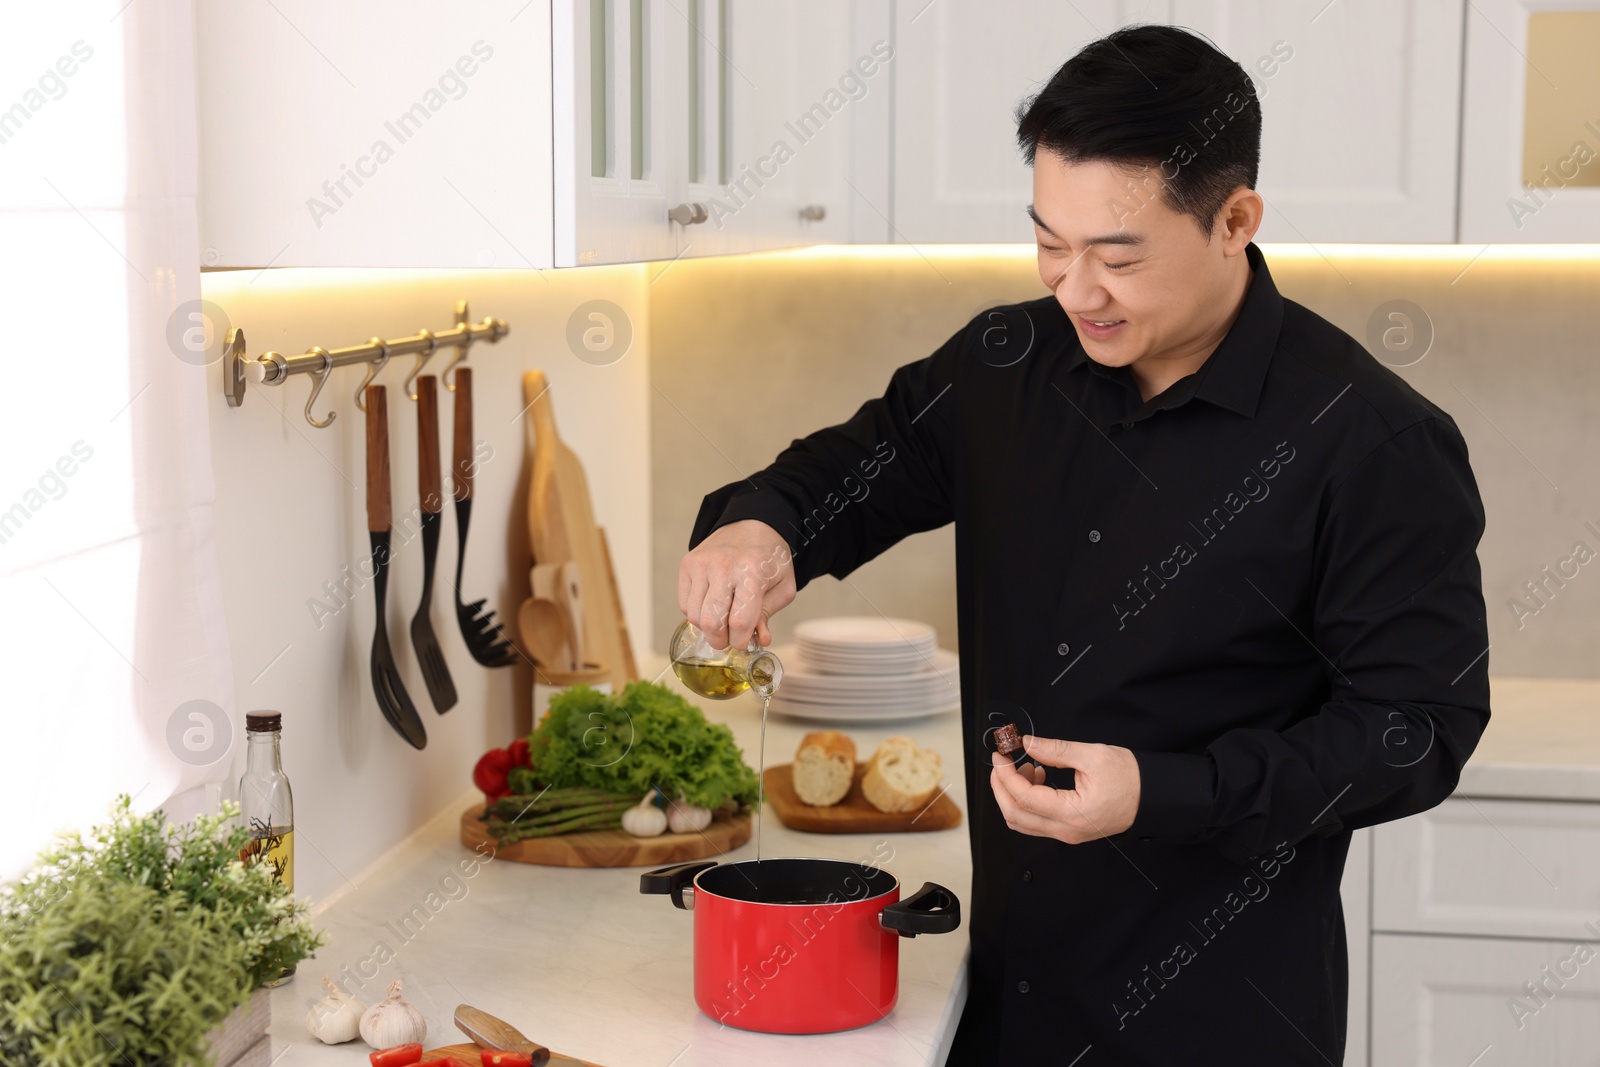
[768,616,959,721]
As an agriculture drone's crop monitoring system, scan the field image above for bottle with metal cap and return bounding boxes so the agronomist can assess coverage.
[238,710,296,985]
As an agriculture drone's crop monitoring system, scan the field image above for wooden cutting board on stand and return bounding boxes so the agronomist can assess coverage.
[522,370,637,693]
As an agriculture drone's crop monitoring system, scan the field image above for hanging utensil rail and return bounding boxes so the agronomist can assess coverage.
[221,300,510,428]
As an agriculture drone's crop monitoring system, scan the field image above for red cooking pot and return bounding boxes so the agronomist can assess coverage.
[640,857,960,1034]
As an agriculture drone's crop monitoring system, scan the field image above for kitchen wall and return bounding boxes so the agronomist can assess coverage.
[649,243,1600,680]
[202,264,651,904]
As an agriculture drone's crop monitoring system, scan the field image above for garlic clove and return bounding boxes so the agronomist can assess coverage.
[622,789,668,837]
[306,975,366,1045]
[666,796,712,834]
[359,979,427,1049]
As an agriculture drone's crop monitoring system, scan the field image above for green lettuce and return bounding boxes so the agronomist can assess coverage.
[511,681,760,809]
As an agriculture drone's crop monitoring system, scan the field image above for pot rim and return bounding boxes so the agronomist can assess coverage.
[692,856,900,907]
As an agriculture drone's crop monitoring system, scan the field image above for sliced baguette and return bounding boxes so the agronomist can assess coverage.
[792,730,856,807]
[862,735,942,814]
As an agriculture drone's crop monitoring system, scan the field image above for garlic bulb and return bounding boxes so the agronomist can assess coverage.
[359,979,426,1049]
[622,790,667,837]
[666,796,712,834]
[305,976,365,1044]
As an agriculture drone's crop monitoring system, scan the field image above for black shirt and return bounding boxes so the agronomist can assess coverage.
[687,241,1490,1065]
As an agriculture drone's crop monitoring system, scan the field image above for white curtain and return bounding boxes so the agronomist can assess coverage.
[0,0,234,877]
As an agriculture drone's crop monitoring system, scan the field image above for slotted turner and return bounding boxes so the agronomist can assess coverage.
[366,385,427,749]
[451,367,517,667]
[410,375,458,713]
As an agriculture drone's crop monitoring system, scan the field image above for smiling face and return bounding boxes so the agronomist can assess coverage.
[1030,151,1262,394]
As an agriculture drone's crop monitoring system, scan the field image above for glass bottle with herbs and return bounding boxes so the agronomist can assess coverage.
[238,710,296,985]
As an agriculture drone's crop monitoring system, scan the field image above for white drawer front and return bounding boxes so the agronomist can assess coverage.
[1374,797,1600,940]
[1372,933,1600,1067]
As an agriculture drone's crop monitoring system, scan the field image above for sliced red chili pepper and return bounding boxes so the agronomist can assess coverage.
[481,1051,535,1067]
[369,1043,424,1067]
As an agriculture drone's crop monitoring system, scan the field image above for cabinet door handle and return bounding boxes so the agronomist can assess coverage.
[668,202,709,225]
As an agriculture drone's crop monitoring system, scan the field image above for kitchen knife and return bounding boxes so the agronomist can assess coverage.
[453,1004,591,1067]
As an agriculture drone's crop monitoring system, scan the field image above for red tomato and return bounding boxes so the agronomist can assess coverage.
[473,748,515,802]
[369,1044,423,1067]
[507,737,531,768]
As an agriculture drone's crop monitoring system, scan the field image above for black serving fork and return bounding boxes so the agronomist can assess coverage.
[366,385,427,749]
[450,367,517,667]
[410,375,459,712]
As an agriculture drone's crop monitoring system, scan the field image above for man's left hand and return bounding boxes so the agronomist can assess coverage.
[990,736,1142,844]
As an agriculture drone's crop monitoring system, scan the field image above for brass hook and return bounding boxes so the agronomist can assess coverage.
[353,338,391,412]
[443,300,470,391]
[303,347,336,428]
[404,329,436,401]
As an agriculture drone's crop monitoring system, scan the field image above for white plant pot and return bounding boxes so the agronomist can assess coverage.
[203,987,271,1066]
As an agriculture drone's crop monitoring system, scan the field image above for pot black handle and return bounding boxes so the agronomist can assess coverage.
[639,861,716,910]
[880,881,961,937]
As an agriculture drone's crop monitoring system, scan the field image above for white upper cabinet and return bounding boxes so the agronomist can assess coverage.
[892,1,1171,245]
[1172,0,1464,244]
[554,0,679,266]
[1459,0,1600,243]
[891,0,1465,246]
[667,1,854,258]
[197,2,556,269]
[198,0,856,269]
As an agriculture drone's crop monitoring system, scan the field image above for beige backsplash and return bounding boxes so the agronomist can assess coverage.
[649,244,1600,679]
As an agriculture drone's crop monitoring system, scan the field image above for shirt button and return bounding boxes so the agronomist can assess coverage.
[1088,530,1101,543]
[1022,869,1033,883]
[1122,421,1134,430]
[1056,643,1070,656]
[1017,981,1031,994]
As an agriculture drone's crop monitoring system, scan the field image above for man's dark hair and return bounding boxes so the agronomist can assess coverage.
[1015,24,1261,237]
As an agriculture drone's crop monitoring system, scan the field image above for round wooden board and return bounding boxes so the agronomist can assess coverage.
[460,802,751,867]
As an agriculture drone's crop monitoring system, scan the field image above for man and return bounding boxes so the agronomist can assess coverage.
[678,24,1489,1066]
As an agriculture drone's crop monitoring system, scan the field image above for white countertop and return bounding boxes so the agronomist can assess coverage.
[1458,676,1600,801]
[266,673,1600,1066]
[267,661,972,1067]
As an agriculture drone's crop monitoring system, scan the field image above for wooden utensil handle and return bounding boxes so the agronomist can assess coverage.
[365,385,391,533]
[417,375,442,513]
[453,366,474,502]
[454,1004,550,1062]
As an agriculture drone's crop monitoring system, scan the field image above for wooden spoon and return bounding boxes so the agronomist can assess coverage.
[517,595,570,670]
[557,560,584,669]
[532,562,577,669]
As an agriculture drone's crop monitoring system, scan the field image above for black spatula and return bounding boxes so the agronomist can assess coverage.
[366,385,426,749]
[410,375,458,712]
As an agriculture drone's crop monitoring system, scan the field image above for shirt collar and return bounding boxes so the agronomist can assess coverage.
[1060,241,1283,420]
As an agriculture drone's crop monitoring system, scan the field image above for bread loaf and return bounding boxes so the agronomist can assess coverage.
[862,735,942,814]
[792,730,856,807]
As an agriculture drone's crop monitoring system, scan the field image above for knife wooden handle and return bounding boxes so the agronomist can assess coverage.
[417,375,442,514]
[365,385,391,534]
[453,366,474,502]
[454,1004,550,1064]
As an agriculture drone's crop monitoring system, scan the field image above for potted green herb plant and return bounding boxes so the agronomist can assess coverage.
[0,796,326,1067]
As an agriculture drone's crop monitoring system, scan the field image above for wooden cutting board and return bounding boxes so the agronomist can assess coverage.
[761,763,962,833]
[424,1044,602,1066]
[522,370,635,693]
[460,802,751,867]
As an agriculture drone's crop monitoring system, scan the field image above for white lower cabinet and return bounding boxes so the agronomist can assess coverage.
[1370,797,1600,1064]
[1372,933,1600,1066]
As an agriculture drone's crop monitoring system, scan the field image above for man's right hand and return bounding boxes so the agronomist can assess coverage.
[678,519,797,651]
